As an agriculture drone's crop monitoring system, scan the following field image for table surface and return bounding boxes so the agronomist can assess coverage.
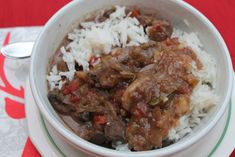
[0,0,234,157]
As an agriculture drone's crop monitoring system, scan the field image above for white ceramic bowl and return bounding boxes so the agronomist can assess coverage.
[30,0,234,156]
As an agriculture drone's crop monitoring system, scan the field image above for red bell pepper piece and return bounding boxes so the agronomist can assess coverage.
[93,115,108,125]
[62,79,80,95]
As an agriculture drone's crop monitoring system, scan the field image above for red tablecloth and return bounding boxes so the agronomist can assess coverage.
[0,0,234,156]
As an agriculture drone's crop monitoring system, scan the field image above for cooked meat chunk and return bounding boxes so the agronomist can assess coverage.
[71,111,92,123]
[48,91,75,115]
[128,42,158,65]
[122,75,159,111]
[88,56,135,88]
[90,133,107,145]
[136,14,173,42]
[126,105,168,150]
[147,20,173,42]
[137,15,156,28]
[75,122,105,143]
[104,119,126,142]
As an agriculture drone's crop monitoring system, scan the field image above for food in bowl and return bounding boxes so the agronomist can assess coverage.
[46,6,217,151]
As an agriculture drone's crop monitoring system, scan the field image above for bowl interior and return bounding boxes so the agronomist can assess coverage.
[30,0,233,156]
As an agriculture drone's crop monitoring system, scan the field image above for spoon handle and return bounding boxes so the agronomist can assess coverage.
[0,42,34,59]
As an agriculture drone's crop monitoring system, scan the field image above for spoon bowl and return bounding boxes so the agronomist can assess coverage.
[0,42,34,59]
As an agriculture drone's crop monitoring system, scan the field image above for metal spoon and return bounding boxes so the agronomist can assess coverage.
[0,42,34,59]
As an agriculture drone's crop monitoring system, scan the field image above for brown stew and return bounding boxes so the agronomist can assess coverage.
[48,7,202,151]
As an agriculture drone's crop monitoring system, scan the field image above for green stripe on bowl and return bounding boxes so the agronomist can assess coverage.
[208,100,232,157]
[40,114,67,157]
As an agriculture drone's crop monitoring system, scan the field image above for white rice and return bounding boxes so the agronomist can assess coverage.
[47,6,218,150]
[65,5,148,72]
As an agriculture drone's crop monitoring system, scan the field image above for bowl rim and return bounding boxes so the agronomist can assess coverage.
[29,0,234,156]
